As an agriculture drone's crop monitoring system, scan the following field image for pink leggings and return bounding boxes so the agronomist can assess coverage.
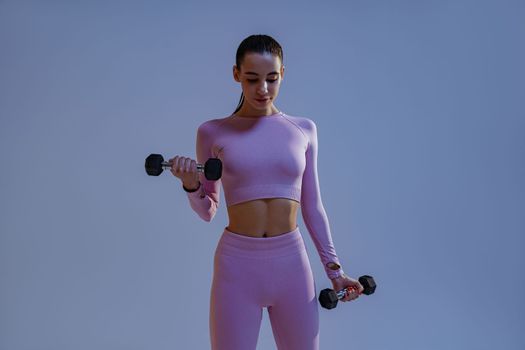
[209,226,319,350]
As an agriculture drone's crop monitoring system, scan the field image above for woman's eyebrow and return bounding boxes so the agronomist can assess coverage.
[245,71,279,75]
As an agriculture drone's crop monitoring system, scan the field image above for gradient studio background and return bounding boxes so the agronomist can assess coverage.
[1,0,524,349]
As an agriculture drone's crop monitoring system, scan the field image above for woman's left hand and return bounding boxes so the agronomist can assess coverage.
[330,274,364,302]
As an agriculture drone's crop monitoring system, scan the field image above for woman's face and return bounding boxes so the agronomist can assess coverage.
[233,52,285,115]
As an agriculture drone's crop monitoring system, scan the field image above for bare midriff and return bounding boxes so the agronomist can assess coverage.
[226,198,300,238]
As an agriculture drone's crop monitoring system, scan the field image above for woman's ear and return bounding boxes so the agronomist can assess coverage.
[280,65,285,81]
[233,65,241,82]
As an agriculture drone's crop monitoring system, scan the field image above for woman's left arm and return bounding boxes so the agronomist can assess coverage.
[300,118,346,281]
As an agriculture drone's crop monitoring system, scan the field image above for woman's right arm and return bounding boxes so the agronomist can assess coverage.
[171,122,221,222]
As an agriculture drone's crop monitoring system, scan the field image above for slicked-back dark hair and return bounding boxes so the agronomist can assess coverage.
[233,34,284,114]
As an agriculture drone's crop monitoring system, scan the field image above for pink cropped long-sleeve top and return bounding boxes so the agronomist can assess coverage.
[185,110,345,280]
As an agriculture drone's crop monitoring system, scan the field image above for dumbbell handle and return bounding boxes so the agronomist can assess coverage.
[160,161,206,172]
[336,285,362,300]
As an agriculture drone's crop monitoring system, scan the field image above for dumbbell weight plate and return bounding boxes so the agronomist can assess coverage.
[145,154,164,176]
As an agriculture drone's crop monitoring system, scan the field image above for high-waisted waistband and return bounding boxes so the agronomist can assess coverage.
[217,226,306,259]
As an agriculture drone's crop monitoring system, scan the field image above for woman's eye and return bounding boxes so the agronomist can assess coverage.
[247,79,278,83]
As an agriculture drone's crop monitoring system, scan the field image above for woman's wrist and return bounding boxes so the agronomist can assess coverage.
[329,269,346,280]
[182,180,201,192]
[326,261,344,280]
[330,272,346,280]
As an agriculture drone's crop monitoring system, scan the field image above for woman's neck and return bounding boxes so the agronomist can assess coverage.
[234,105,280,118]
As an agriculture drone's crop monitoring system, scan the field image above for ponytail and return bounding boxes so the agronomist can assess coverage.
[233,92,244,114]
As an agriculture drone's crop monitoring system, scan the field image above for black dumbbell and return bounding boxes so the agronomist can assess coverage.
[145,153,222,180]
[319,275,376,310]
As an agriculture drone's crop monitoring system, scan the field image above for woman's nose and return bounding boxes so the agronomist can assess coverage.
[258,81,268,94]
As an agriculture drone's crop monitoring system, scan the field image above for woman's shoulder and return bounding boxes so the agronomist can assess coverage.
[196,114,233,133]
[282,113,317,134]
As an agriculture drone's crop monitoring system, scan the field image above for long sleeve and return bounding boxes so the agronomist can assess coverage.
[300,119,345,280]
[186,122,221,222]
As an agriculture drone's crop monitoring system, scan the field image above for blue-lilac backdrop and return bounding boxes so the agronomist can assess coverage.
[1,0,524,349]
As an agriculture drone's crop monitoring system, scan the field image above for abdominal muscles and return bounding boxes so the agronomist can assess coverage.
[226,198,300,237]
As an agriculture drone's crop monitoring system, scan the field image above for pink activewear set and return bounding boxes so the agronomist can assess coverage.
[185,111,344,349]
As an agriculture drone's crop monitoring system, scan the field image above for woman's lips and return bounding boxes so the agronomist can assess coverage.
[255,98,269,103]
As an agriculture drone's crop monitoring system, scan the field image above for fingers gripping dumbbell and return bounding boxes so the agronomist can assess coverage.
[319,275,376,310]
[145,153,222,180]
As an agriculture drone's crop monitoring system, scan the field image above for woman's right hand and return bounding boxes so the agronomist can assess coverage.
[168,155,200,189]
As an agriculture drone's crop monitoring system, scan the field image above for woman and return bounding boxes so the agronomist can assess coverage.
[169,34,364,350]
